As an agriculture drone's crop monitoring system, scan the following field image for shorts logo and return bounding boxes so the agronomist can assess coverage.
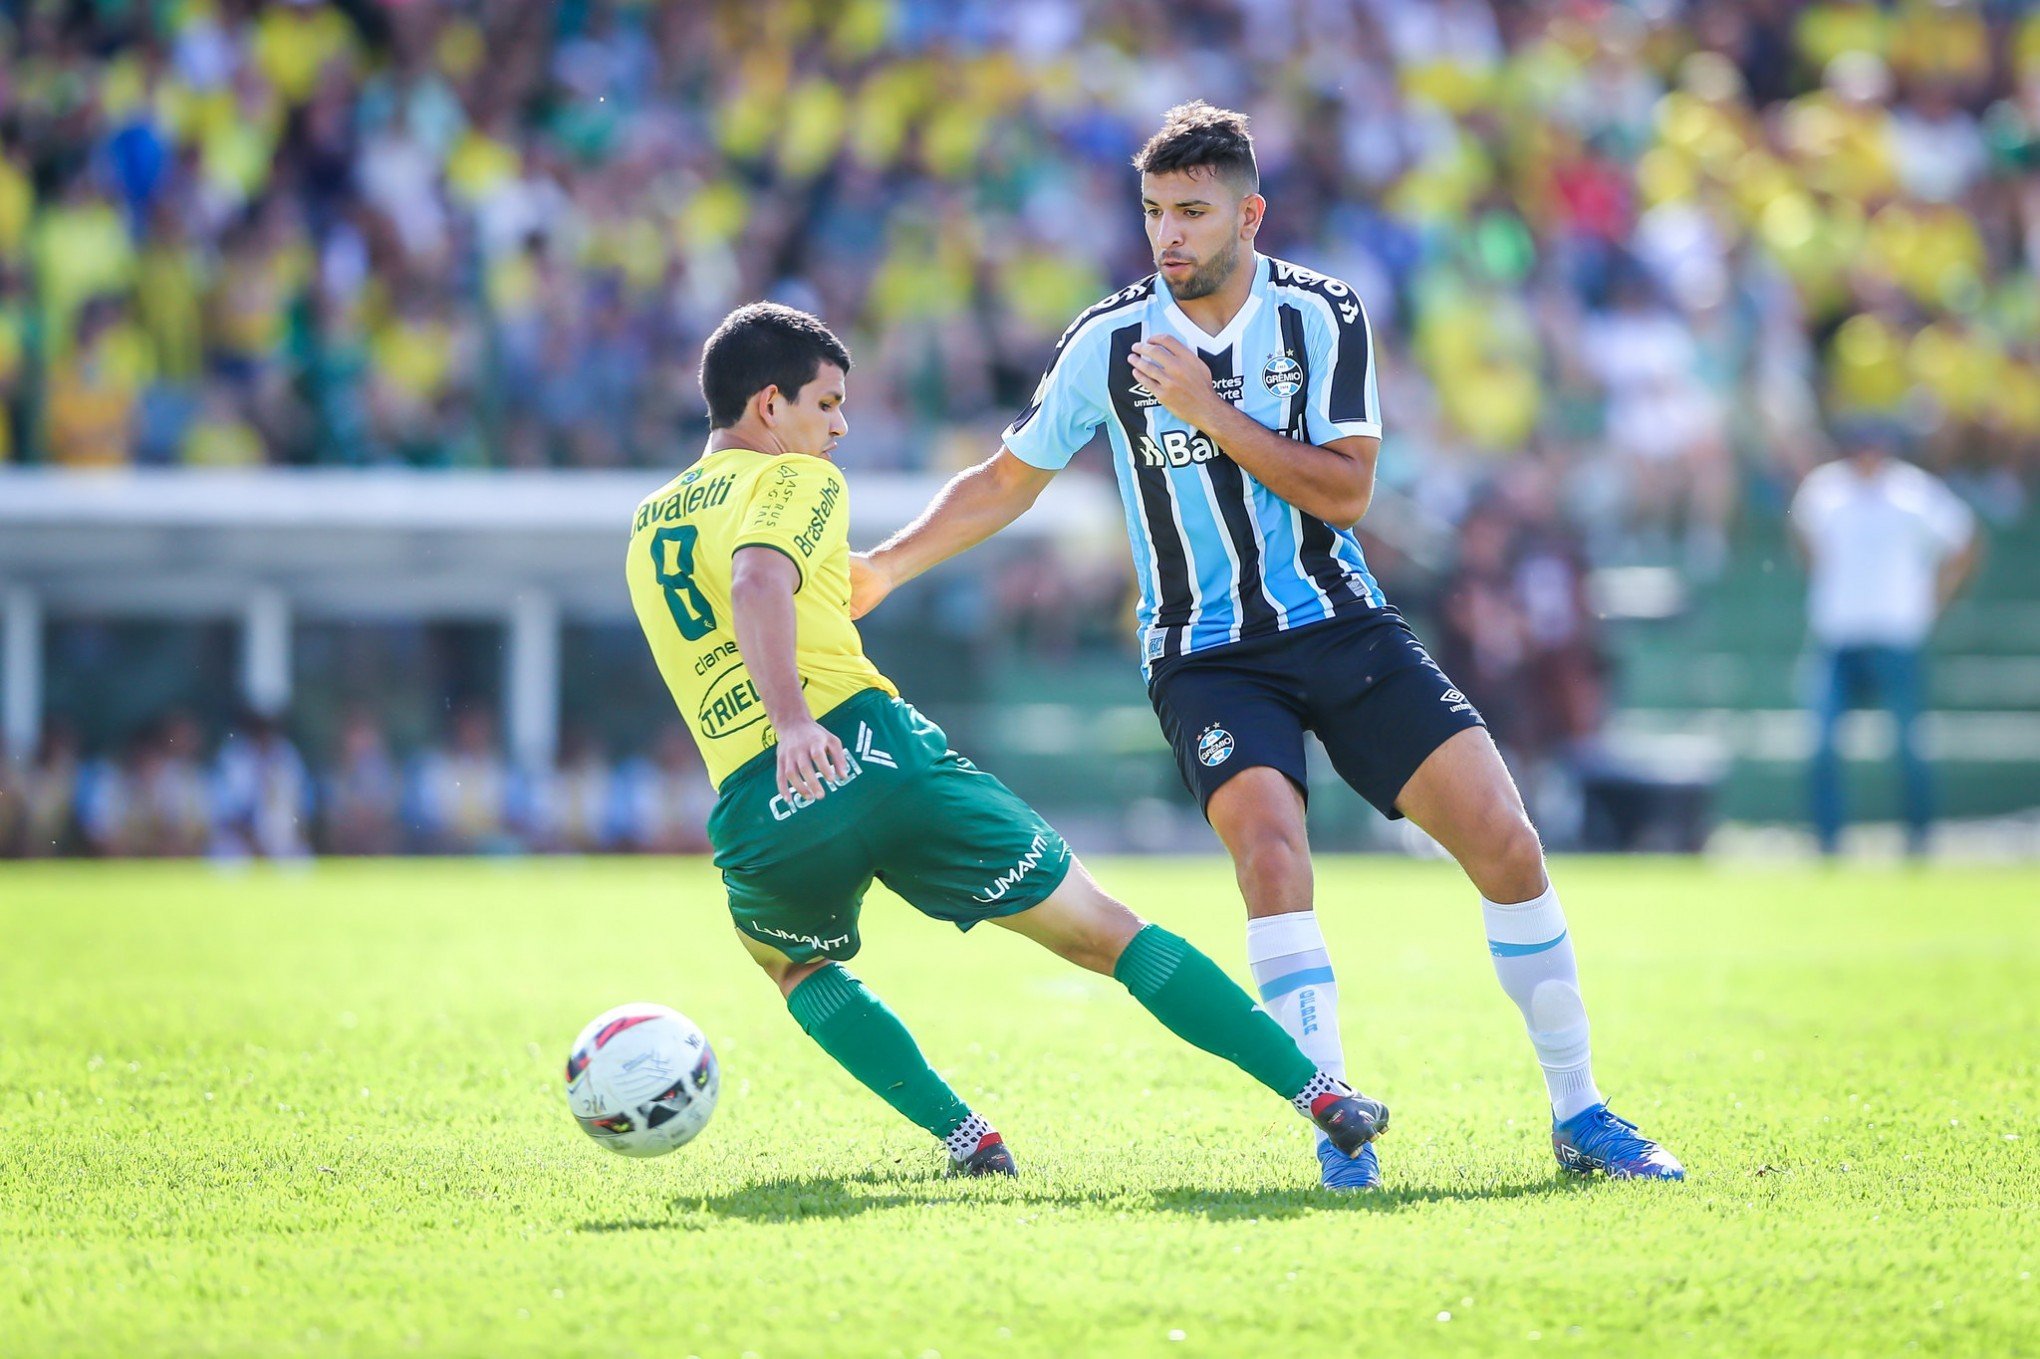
[765,723,893,821]
[768,750,862,820]
[972,831,1058,904]
[1262,353,1303,398]
[1442,687,1475,716]
[853,721,896,769]
[1197,724,1235,767]
[749,921,852,953]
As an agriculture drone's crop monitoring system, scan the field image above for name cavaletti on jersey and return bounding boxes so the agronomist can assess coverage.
[626,448,897,789]
[634,471,735,530]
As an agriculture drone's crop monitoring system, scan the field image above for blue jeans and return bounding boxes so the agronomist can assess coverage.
[1809,645,1932,854]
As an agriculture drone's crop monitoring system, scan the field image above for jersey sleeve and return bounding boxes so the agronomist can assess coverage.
[1918,473,1975,555]
[1002,323,1108,470]
[734,457,848,591]
[1301,280,1383,443]
[1787,469,1828,536]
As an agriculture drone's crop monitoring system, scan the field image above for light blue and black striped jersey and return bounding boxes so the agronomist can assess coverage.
[1002,252,1386,674]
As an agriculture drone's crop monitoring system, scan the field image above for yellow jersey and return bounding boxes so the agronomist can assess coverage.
[625,448,897,788]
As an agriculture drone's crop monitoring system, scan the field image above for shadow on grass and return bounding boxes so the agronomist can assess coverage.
[1143,1174,1586,1220]
[578,1168,1583,1230]
[579,1170,959,1230]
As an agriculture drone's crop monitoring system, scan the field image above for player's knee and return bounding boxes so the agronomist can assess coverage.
[776,959,830,999]
[1224,820,1305,914]
[1478,813,1547,902]
[1232,818,1310,887]
[750,948,826,999]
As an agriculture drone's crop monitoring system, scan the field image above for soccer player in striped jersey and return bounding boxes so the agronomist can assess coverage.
[627,302,1386,1177]
[852,102,1684,1186]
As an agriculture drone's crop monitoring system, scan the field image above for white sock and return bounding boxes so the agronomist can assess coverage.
[1481,884,1603,1122]
[1246,911,1347,1147]
[943,1112,994,1160]
[1289,1069,1348,1117]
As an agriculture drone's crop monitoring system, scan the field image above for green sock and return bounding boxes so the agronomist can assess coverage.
[1113,924,1317,1100]
[785,963,974,1142]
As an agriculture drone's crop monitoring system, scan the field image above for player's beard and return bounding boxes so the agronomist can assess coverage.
[1161,237,1241,301]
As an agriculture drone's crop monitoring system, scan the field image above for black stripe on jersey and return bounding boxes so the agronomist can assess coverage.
[1197,347,1280,636]
[1007,277,1159,440]
[1106,322,1193,657]
[1268,257,1375,426]
[1277,302,1361,612]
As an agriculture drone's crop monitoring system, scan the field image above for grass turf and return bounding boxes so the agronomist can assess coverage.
[2,856,2035,1358]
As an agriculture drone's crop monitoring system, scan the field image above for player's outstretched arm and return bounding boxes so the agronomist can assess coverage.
[729,547,851,803]
[849,450,1056,618]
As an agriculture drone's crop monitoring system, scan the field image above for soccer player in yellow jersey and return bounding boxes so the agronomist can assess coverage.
[626,303,1388,1176]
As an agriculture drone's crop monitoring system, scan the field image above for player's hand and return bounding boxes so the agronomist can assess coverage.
[1129,335,1222,427]
[849,552,893,620]
[774,719,851,805]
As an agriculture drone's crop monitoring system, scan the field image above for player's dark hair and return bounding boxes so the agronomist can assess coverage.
[1133,101,1259,196]
[699,303,852,429]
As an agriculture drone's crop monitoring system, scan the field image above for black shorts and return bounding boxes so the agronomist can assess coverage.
[1146,609,1486,820]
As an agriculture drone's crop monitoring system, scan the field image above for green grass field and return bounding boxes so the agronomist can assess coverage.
[3,857,2036,1358]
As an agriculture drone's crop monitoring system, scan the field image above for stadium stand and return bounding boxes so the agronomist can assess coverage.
[0,0,2035,855]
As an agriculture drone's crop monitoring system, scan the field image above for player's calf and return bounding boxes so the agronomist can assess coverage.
[771,958,1011,1175]
[1001,866,1392,1173]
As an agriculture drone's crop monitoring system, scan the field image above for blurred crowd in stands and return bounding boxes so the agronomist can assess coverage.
[0,706,714,858]
[1,1,2033,540]
[3,0,2036,855]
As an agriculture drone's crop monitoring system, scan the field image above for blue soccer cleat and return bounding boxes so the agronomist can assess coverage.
[1317,1136,1382,1190]
[1552,1103,1685,1181]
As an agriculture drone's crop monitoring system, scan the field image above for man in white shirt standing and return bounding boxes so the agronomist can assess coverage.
[1790,419,1980,856]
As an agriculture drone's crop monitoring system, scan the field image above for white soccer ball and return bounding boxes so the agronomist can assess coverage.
[564,1002,720,1157]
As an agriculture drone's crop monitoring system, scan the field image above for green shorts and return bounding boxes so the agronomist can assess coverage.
[707,689,1071,963]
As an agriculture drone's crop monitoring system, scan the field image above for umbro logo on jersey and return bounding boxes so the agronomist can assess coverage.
[1442,687,1475,716]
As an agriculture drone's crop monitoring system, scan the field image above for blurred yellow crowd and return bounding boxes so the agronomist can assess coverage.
[0,0,2031,529]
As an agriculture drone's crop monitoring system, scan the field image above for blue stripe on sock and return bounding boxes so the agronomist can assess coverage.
[1488,931,1567,958]
[1257,965,1336,1002]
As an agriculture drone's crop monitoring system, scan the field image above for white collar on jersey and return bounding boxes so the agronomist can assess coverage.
[1158,252,1268,353]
